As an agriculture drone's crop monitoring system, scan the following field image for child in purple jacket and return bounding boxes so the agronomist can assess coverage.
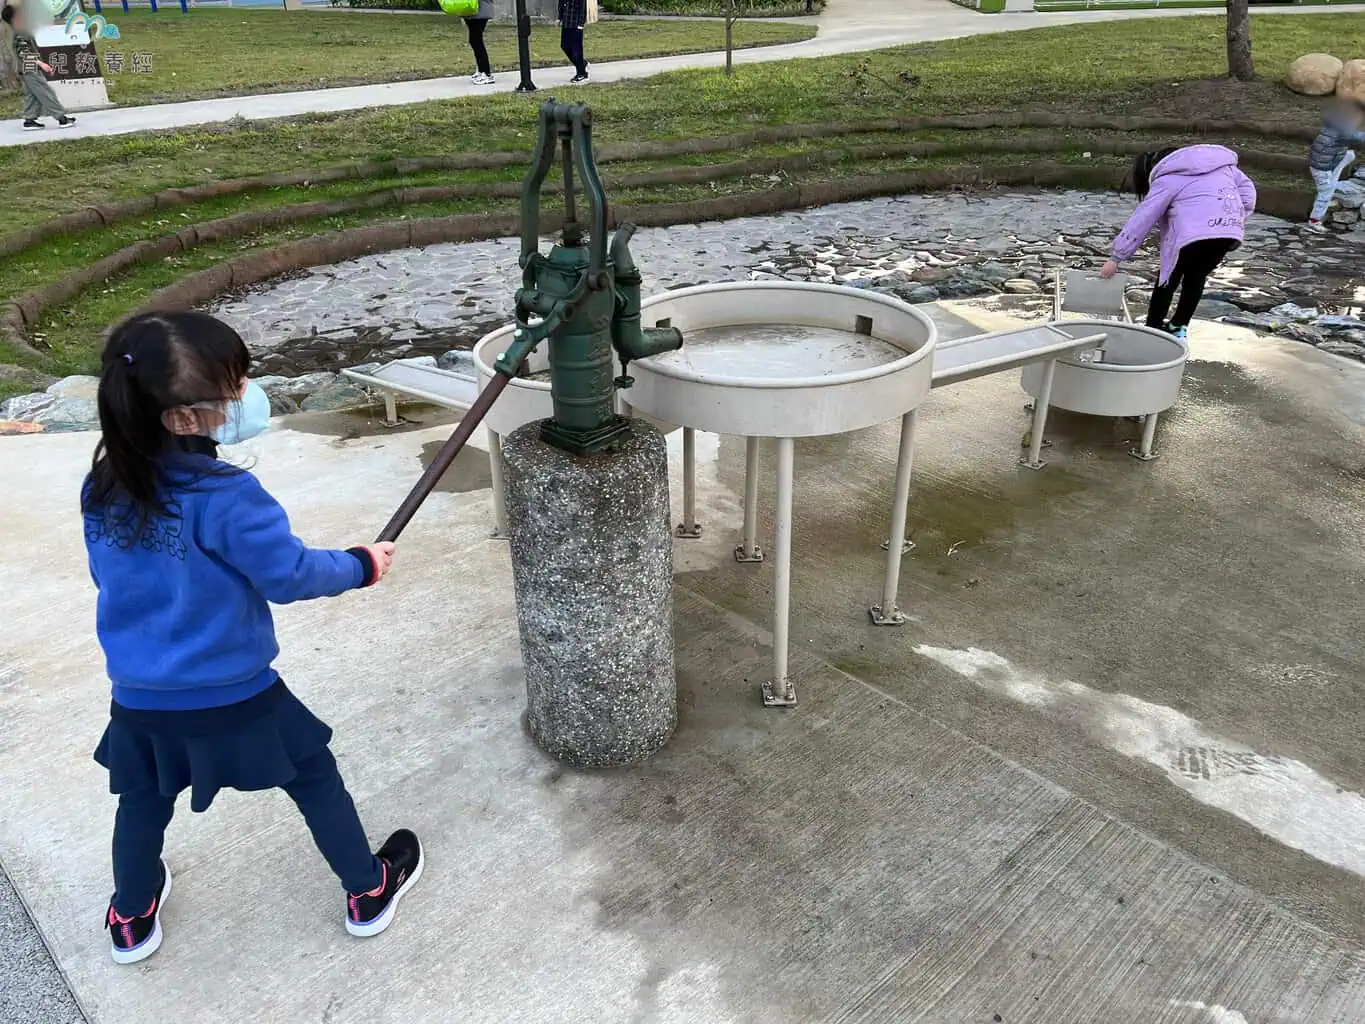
[1100,146,1257,340]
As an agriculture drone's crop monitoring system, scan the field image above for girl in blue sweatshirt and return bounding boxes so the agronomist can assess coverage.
[83,311,422,965]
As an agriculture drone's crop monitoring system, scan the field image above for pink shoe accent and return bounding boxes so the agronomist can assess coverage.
[108,898,156,926]
[348,861,388,921]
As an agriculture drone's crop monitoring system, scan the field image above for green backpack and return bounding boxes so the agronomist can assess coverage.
[438,0,480,14]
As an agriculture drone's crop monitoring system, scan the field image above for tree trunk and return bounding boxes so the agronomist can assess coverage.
[1,30,20,94]
[1226,0,1254,81]
[725,0,735,76]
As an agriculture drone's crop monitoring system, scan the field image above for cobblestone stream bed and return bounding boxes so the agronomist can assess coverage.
[5,190,1363,430]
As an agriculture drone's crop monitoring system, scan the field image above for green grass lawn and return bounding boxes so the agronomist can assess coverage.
[18,8,813,106]
[0,12,1357,394]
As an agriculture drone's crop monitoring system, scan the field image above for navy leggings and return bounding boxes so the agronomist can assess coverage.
[112,747,382,916]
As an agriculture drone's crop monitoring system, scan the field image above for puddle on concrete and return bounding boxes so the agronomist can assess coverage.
[279,404,460,440]
[916,644,1365,879]
[418,436,493,493]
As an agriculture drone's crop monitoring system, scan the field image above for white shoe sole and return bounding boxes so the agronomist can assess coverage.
[110,862,172,965]
[22,124,43,131]
[345,847,424,938]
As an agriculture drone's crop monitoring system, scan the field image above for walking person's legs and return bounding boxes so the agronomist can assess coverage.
[20,71,68,122]
[1168,239,1236,330]
[561,21,587,78]
[466,17,492,78]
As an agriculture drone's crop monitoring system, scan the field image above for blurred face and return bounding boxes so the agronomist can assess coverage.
[162,377,248,436]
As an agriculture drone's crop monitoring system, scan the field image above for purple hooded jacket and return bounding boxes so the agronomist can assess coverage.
[1112,145,1257,285]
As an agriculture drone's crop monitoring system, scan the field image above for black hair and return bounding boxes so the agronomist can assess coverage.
[1,6,16,25]
[1128,148,1178,201]
[84,312,251,526]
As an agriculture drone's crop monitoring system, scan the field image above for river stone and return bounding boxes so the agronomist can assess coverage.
[299,379,371,412]
[1319,339,1365,359]
[1286,53,1344,96]
[1003,279,1042,295]
[1338,58,1365,104]
[1195,299,1243,319]
[0,392,57,421]
[502,418,676,768]
[254,371,337,402]
[46,374,100,399]
[30,396,99,431]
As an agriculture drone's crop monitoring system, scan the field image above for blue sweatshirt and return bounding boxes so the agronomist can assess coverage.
[84,446,373,711]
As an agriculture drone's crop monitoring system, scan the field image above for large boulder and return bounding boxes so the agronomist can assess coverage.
[1338,59,1365,104]
[1287,53,1344,96]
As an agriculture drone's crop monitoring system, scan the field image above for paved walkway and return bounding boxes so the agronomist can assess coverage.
[5,0,1365,148]
[6,306,1365,1022]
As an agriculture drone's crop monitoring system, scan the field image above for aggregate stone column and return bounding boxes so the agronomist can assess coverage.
[502,418,677,767]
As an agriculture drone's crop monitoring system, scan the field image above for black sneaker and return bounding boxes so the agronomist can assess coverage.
[21,119,43,131]
[106,860,172,965]
[345,829,423,938]
[56,115,76,128]
[571,71,589,83]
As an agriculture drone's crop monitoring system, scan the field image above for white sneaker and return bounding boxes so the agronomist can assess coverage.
[472,73,494,86]
[1305,221,1328,234]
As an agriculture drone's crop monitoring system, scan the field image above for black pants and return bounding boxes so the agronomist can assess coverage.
[466,17,491,76]
[1145,237,1237,330]
[561,22,586,75]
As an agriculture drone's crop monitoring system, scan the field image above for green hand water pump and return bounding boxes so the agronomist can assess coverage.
[376,101,683,541]
[493,100,684,456]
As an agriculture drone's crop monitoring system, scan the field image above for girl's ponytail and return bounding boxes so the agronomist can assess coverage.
[87,341,168,520]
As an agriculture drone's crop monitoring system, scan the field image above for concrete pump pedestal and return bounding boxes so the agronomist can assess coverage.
[502,418,677,767]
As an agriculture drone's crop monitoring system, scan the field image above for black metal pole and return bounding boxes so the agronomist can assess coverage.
[515,0,537,93]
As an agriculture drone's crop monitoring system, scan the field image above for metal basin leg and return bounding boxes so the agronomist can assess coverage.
[675,427,703,538]
[488,430,509,541]
[1020,358,1057,471]
[1131,411,1161,461]
[762,437,797,708]
[871,411,916,627]
[735,436,764,563]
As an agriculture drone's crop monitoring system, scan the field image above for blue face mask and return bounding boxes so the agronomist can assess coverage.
[210,381,272,446]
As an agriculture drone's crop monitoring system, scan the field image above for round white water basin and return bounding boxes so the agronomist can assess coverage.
[1020,320,1189,418]
[625,282,937,438]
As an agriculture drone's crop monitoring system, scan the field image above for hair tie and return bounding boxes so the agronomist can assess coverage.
[122,353,134,365]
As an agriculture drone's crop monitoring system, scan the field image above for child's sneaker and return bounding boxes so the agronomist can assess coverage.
[570,71,589,84]
[345,829,423,938]
[21,119,43,131]
[1305,219,1328,234]
[106,860,172,965]
[1169,325,1188,341]
[472,72,494,86]
[56,115,75,128]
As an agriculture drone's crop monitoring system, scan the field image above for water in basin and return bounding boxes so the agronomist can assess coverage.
[645,323,911,380]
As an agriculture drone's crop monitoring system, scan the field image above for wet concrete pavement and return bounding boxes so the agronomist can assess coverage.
[3,300,1365,1021]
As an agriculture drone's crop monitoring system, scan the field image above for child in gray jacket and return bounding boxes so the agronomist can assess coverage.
[1308,100,1365,231]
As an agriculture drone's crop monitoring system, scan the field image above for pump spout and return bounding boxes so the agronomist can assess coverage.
[610,222,682,385]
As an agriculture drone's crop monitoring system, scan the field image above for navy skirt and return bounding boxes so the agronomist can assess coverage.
[93,679,333,813]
